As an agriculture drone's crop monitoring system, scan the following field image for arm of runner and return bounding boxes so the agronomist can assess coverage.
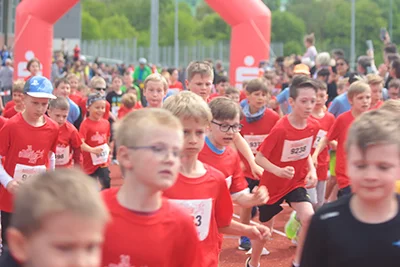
[312,136,328,167]
[81,140,103,155]
[329,140,338,151]
[255,152,294,179]
[0,157,13,188]
[234,133,263,179]
[48,152,56,170]
[306,155,317,188]
[233,186,269,207]
[218,220,270,241]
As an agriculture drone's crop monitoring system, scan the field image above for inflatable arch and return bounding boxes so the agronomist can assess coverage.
[13,0,79,80]
[206,0,271,89]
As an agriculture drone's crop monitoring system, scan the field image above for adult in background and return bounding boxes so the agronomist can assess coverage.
[0,45,10,66]
[0,59,13,110]
[51,57,67,83]
[24,58,41,81]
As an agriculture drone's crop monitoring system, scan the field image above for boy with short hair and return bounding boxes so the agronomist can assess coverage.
[2,80,25,119]
[209,75,229,100]
[66,73,82,105]
[301,109,400,267]
[313,81,371,198]
[53,78,81,125]
[336,77,349,96]
[79,93,111,190]
[249,78,320,267]
[388,78,400,100]
[225,86,241,103]
[239,78,280,251]
[143,73,168,108]
[163,92,270,267]
[78,76,111,120]
[101,108,201,267]
[106,75,124,118]
[366,73,384,109]
[117,93,137,119]
[0,76,59,246]
[0,168,109,267]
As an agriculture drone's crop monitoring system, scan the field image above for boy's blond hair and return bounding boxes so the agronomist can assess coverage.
[346,109,400,154]
[66,73,79,82]
[366,73,383,86]
[380,99,400,113]
[11,169,109,236]
[12,80,25,93]
[49,97,70,111]
[121,93,137,109]
[337,78,349,90]
[347,81,371,100]
[89,76,106,89]
[225,86,240,96]
[144,73,168,93]
[209,97,241,121]
[163,91,212,125]
[186,61,214,81]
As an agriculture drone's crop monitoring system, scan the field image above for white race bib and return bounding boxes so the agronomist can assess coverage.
[55,146,70,166]
[90,144,110,166]
[281,136,313,162]
[111,106,120,117]
[225,175,232,189]
[169,198,212,241]
[313,130,327,148]
[14,164,46,182]
[243,135,268,154]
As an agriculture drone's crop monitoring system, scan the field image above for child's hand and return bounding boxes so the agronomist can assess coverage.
[246,224,271,240]
[251,185,269,206]
[276,166,295,179]
[92,146,104,156]
[6,180,21,194]
[250,163,264,180]
[305,169,318,189]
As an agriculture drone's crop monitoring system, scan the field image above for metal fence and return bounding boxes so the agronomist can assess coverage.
[81,38,284,67]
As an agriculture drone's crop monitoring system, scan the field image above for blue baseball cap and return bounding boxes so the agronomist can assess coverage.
[24,76,56,99]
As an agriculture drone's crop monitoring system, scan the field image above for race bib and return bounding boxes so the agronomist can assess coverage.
[55,146,70,166]
[14,164,46,182]
[313,130,327,148]
[169,198,212,241]
[281,136,313,162]
[225,176,232,189]
[90,144,110,166]
[243,134,268,154]
[111,106,120,117]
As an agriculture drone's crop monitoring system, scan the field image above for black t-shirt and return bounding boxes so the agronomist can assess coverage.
[106,91,124,117]
[301,194,400,267]
[0,246,20,267]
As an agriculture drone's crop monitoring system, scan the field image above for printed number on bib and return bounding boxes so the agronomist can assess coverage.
[55,146,70,166]
[169,198,212,241]
[14,164,46,182]
[90,144,110,165]
[243,135,268,154]
[281,136,313,162]
[313,130,327,148]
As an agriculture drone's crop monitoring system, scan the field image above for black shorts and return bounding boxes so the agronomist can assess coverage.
[337,185,352,198]
[258,187,311,223]
[246,177,259,193]
[89,167,110,190]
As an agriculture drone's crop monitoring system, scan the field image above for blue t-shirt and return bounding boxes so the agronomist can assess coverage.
[328,92,351,118]
[67,98,81,124]
[276,87,292,114]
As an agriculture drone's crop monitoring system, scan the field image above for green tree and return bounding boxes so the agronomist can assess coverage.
[195,1,214,20]
[100,15,138,39]
[197,13,231,41]
[81,0,110,22]
[81,11,102,40]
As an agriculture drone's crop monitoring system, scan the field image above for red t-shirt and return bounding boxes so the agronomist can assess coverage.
[79,118,110,174]
[117,105,135,119]
[370,100,384,110]
[101,188,201,267]
[258,116,319,204]
[0,113,59,212]
[240,108,280,179]
[0,116,8,129]
[2,107,20,119]
[327,111,354,189]
[310,112,335,180]
[55,122,83,168]
[79,97,110,119]
[163,164,233,267]
[69,93,82,106]
[198,140,248,195]
[4,101,15,112]
[169,81,183,91]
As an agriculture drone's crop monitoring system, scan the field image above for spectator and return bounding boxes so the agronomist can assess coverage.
[24,58,41,81]
[133,58,152,87]
[357,55,372,76]
[0,45,10,66]
[303,33,318,63]
[51,57,66,83]
[0,58,13,108]
[336,57,350,79]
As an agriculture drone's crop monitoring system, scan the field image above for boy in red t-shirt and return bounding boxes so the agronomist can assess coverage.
[225,86,241,103]
[66,73,82,105]
[143,73,168,108]
[168,68,184,91]
[239,78,280,251]
[313,81,371,198]
[249,77,320,267]
[117,93,137,119]
[163,92,270,267]
[79,93,111,190]
[209,75,229,100]
[2,80,25,119]
[101,108,201,267]
[0,76,59,246]
[79,76,110,119]
[366,74,384,109]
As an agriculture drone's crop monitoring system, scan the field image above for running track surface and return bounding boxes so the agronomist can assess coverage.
[110,164,295,267]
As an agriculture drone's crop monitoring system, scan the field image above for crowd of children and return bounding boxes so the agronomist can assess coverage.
[0,42,400,267]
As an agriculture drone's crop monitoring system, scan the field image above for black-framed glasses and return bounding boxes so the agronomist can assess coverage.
[95,87,107,91]
[211,121,242,133]
[127,145,181,159]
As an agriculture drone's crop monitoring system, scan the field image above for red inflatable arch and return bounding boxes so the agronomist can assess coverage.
[13,0,79,80]
[205,0,271,89]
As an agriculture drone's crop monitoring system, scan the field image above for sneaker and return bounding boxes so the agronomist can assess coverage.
[245,257,251,267]
[238,236,252,251]
[246,247,270,256]
[285,211,301,240]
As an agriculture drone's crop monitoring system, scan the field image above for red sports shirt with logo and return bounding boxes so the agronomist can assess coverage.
[0,113,59,212]
[55,121,83,168]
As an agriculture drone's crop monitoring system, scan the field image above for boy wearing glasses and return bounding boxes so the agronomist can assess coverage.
[79,92,111,190]
[198,97,269,208]
[163,91,270,267]
[78,76,111,120]
[101,108,201,267]
[238,78,280,251]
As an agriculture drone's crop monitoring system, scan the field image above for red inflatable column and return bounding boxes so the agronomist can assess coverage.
[205,0,271,89]
[13,0,79,80]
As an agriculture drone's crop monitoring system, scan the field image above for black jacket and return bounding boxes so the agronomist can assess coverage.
[0,246,20,267]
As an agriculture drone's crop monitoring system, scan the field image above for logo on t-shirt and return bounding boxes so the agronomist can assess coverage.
[18,145,44,164]
[107,255,148,267]
[91,131,107,144]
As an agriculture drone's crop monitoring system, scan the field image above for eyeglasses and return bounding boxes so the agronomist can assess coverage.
[127,145,181,159]
[211,121,242,133]
[95,87,107,91]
